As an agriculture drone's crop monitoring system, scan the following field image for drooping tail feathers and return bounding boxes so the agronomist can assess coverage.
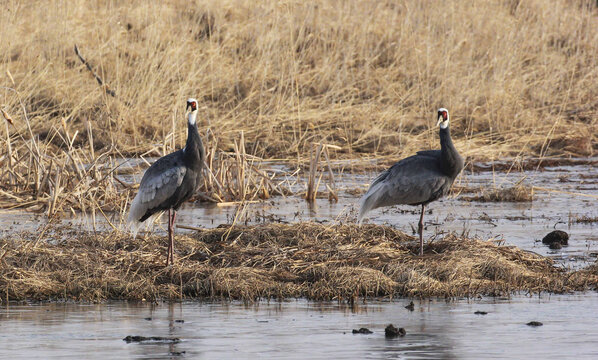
[127,193,145,238]
[357,180,386,224]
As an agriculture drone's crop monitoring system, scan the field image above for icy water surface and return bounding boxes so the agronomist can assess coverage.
[1,295,598,359]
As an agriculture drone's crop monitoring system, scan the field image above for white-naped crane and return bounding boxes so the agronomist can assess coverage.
[128,98,205,266]
[358,108,464,255]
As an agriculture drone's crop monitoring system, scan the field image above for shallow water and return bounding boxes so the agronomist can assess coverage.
[1,162,597,267]
[1,294,598,359]
[2,163,598,359]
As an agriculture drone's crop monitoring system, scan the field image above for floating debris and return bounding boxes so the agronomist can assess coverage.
[175,319,185,323]
[526,321,543,327]
[385,324,406,338]
[123,336,180,344]
[352,328,373,334]
[474,311,488,315]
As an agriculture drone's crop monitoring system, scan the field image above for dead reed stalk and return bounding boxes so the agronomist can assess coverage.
[305,142,339,202]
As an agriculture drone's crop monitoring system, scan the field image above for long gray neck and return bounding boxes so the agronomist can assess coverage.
[439,127,464,179]
[183,122,205,171]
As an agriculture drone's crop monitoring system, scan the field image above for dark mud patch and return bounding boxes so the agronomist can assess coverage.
[1,223,598,302]
[352,328,373,334]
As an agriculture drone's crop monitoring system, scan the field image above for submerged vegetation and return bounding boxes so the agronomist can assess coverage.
[1,223,596,302]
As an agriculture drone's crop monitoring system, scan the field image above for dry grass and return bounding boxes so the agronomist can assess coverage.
[0,107,295,217]
[1,223,595,302]
[572,215,598,223]
[462,184,534,202]
[1,0,597,164]
[2,0,598,216]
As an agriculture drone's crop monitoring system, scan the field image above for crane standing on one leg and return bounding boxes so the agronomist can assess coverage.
[128,98,205,266]
[358,108,464,255]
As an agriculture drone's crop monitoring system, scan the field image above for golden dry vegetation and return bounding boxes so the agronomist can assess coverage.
[1,0,597,213]
[2,0,597,160]
[2,223,596,302]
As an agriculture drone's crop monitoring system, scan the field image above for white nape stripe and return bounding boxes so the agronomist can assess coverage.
[188,111,197,125]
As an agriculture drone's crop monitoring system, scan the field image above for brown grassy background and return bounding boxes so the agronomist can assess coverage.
[2,0,597,163]
[2,223,596,302]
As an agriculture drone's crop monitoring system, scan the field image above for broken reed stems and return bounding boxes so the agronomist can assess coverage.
[306,142,339,202]
[0,114,298,217]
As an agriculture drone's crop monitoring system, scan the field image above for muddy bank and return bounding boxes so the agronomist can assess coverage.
[1,223,597,302]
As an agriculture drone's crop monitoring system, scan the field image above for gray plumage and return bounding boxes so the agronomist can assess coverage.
[358,108,463,255]
[128,153,187,225]
[127,98,205,265]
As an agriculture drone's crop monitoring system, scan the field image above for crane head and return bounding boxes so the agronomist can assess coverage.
[186,98,198,112]
[436,108,449,129]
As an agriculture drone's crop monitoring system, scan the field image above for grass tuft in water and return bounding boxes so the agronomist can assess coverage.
[1,223,596,302]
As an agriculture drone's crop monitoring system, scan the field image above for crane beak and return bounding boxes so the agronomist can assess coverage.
[436,117,443,127]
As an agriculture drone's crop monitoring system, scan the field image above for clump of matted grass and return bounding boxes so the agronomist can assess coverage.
[1,223,596,302]
[461,184,534,202]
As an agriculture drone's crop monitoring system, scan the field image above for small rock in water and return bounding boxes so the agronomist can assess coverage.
[175,319,185,323]
[169,351,186,356]
[123,335,180,344]
[405,301,415,311]
[542,230,568,247]
[143,317,152,321]
[474,311,488,315]
[352,327,373,334]
[385,324,406,338]
[526,321,543,327]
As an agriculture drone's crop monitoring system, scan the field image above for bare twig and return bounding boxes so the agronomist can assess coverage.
[74,44,116,98]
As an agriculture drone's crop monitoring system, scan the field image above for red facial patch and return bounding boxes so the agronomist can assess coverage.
[442,111,447,120]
